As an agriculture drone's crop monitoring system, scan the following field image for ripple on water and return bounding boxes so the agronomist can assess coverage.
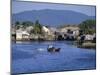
[12,41,96,74]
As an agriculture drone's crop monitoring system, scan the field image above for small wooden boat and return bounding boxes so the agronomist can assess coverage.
[47,47,61,52]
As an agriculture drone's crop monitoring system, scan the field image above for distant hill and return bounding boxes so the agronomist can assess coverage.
[12,9,95,27]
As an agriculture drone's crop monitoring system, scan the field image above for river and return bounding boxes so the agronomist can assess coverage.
[11,41,96,74]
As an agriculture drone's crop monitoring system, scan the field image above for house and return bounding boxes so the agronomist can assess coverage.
[16,29,30,40]
[42,26,53,35]
[42,26,57,40]
[73,30,79,37]
[25,26,34,33]
[84,34,94,41]
[60,26,80,33]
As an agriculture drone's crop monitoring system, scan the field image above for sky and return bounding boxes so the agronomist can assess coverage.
[12,1,96,16]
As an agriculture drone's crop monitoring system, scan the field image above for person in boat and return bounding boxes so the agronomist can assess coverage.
[48,45,54,48]
[47,45,61,52]
[48,45,55,52]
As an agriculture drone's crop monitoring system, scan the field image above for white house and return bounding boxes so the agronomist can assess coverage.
[73,30,79,36]
[42,26,52,35]
[60,26,80,33]
[26,26,34,33]
[85,34,94,41]
[16,29,30,40]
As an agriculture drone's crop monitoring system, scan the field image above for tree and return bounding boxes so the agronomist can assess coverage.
[22,21,33,26]
[22,21,33,29]
[15,21,20,25]
[79,19,96,34]
[34,20,42,34]
[15,21,20,29]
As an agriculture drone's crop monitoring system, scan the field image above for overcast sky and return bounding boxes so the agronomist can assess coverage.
[12,1,96,16]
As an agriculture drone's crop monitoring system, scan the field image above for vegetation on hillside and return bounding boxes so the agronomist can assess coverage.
[33,20,42,34]
[79,19,96,34]
[15,20,42,34]
[22,21,33,29]
[14,19,96,35]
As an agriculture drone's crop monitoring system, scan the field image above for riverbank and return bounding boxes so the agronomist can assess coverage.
[12,40,96,50]
[78,42,96,49]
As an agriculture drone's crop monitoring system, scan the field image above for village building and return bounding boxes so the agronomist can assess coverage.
[84,34,95,41]
[25,26,34,33]
[42,26,58,40]
[16,28,30,40]
[60,26,79,32]
[42,26,52,35]
[59,26,80,40]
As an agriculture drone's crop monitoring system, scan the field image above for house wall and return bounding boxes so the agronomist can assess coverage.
[22,34,29,39]
[16,33,22,40]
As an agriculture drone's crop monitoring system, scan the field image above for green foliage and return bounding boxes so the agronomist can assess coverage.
[15,21,34,29]
[15,21,21,29]
[22,21,33,26]
[22,21,33,29]
[15,21,20,29]
[79,19,96,34]
[34,20,42,34]
[14,20,42,34]
[15,25,20,29]
[15,21,20,25]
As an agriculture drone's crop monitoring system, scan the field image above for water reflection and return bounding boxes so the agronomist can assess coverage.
[12,41,96,74]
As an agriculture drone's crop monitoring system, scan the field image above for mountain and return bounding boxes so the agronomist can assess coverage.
[12,9,95,27]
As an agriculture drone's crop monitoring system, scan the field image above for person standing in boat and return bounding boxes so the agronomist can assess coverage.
[48,45,54,49]
[47,45,55,51]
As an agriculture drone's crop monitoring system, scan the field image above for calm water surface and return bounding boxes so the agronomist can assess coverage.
[12,41,96,74]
